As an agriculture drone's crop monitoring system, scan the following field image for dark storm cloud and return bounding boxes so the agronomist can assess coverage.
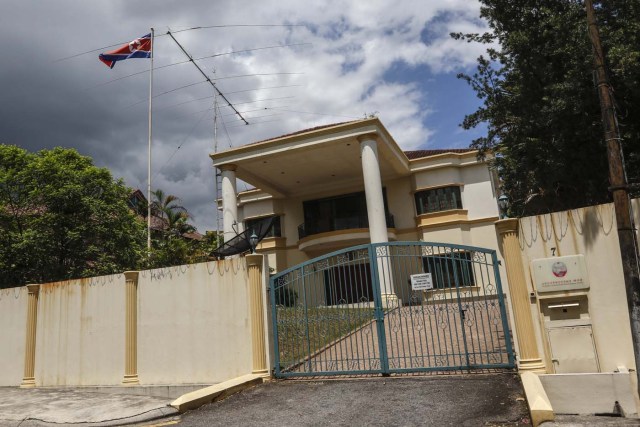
[1,0,488,231]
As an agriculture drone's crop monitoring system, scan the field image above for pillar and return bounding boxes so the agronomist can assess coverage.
[246,254,269,375]
[359,134,388,244]
[20,284,40,388]
[495,219,547,373]
[220,164,238,243]
[123,271,140,385]
[358,134,397,306]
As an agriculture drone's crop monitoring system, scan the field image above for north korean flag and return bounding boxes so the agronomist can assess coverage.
[99,33,152,69]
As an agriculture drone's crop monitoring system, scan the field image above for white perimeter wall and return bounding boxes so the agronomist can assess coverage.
[35,274,126,386]
[0,258,255,387]
[0,287,27,385]
[137,260,252,384]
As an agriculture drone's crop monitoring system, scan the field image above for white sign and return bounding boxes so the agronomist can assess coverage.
[531,255,589,293]
[411,273,433,291]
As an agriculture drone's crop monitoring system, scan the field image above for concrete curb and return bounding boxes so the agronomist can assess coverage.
[2,406,179,427]
[521,371,555,426]
[170,374,266,413]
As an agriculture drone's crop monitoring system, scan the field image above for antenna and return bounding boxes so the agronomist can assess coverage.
[166,30,249,125]
[213,69,222,235]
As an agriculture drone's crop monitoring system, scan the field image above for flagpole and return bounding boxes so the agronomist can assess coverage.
[147,28,154,255]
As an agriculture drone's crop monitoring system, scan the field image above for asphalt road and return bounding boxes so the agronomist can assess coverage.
[175,374,529,427]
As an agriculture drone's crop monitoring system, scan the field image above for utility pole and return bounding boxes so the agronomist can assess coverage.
[585,0,640,388]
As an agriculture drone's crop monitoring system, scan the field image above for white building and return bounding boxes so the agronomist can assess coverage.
[211,117,502,273]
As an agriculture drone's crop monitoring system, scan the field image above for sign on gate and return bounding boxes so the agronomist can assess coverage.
[410,273,433,291]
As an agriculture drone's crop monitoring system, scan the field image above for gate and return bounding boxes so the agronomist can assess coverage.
[270,242,515,377]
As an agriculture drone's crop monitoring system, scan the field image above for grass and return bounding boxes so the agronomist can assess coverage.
[275,306,376,369]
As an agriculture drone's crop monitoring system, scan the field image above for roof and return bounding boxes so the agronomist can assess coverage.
[247,120,360,146]
[238,121,475,161]
[404,149,476,160]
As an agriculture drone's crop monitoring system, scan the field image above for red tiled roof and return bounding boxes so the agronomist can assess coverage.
[404,149,476,160]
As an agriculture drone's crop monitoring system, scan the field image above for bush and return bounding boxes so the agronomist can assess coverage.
[275,286,298,307]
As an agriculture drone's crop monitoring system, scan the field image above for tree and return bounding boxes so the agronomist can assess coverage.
[147,189,212,268]
[0,145,146,288]
[454,0,640,215]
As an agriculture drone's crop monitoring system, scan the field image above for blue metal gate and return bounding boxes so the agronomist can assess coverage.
[270,242,515,377]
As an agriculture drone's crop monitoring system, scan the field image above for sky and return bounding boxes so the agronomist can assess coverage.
[0,0,492,232]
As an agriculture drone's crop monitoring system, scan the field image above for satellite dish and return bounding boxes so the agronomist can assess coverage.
[211,216,275,258]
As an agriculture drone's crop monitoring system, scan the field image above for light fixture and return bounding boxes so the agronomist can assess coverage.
[498,194,509,219]
[249,231,259,254]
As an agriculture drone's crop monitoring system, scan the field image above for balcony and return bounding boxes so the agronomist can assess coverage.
[298,214,395,239]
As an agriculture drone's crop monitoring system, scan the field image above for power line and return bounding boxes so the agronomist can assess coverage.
[128,83,299,109]
[226,96,295,106]
[54,24,306,62]
[151,102,213,182]
[166,29,248,125]
[224,84,301,95]
[85,44,306,91]
[157,94,295,111]
[268,107,360,119]
[188,105,291,117]
[171,24,304,34]
[126,81,208,108]
[225,118,284,128]
[222,105,290,116]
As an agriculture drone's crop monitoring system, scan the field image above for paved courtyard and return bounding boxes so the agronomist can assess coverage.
[281,300,511,374]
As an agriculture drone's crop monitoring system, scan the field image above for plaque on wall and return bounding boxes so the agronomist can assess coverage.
[531,255,589,293]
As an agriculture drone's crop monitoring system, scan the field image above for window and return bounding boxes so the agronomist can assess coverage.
[414,186,462,215]
[300,190,391,238]
[245,215,281,238]
[422,251,475,289]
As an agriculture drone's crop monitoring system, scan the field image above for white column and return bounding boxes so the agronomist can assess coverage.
[220,164,238,242]
[358,134,397,306]
[359,135,388,244]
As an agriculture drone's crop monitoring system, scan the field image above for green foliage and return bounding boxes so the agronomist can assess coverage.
[275,286,298,307]
[0,145,146,288]
[144,189,219,269]
[455,0,640,215]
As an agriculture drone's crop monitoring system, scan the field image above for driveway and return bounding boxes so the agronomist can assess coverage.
[177,374,529,426]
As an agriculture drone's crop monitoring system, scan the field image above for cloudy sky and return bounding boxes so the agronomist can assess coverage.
[1,0,491,232]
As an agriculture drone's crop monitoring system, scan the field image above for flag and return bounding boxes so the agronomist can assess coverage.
[99,33,151,69]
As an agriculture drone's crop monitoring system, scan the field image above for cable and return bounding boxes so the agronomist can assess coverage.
[225,118,284,128]
[222,105,290,116]
[268,107,360,119]
[224,84,301,95]
[166,29,248,124]
[85,43,306,91]
[225,96,295,106]
[158,94,295,111]
[130,83,299,109]
[54,24,305,62]
[126,81,208,108]
[151,104,212,182]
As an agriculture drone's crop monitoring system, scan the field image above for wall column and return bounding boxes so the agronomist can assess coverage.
[246,254,269,375]
[220,164,239,243]
[495,219,546,373]
[358,134,397,306]
[20,284,40,388]
[123,271,140,385]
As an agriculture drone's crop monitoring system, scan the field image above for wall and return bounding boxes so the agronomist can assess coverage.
[518,201,636,373]
[0,287,27,386]
[137,260,252,384]
[0,258,257,387]
[36,275,125,386]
